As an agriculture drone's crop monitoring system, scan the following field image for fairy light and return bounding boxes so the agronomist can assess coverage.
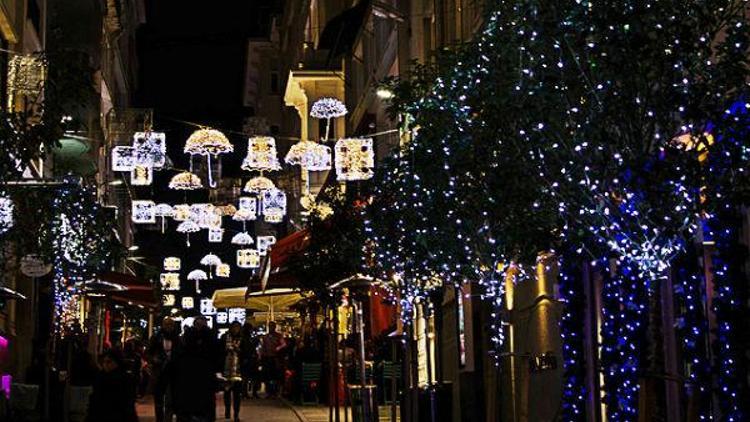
[241,136,281,172]
[169,172,203,190]
[163,257,181,271]
[334,138,374,181]
[131,200,156,224]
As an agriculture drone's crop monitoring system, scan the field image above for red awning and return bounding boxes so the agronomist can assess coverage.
[270,229,310,270]
[108,289,159,308]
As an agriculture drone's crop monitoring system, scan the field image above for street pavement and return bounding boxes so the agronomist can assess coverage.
[136,394,303,421]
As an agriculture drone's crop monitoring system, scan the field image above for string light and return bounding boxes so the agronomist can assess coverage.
[334,138,374,181]
[241,136,281,172]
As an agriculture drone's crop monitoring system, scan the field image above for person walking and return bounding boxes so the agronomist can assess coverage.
[86,349,138,422]
[240,321,260,398]
[259,321,286,398]
[147,317,181,422]
[173,317,219,422]
[220,321,243,421]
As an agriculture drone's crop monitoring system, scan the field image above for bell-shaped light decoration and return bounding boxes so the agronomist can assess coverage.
[243,176,276,193]
[169,172,202,190]
[335,137,374,181]
[237,249,260,268]
[132,200,156,224]
[241,136,281,172]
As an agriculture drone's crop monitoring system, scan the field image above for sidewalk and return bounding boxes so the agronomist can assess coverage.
[283,400,400,422]
[136,394,303,422]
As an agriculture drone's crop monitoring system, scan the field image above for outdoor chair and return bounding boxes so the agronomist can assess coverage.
[301,362,322,405]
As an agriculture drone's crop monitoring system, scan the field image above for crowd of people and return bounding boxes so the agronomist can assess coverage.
[84,315,323,422]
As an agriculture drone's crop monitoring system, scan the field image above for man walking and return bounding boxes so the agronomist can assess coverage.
[147,317,180,422]
[259,322,286,398]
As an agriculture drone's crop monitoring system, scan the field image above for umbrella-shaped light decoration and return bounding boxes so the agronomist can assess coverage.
[216,263,230,278]
[334,137,375,181]
[184,128,234,188]
[187,269,208,293]
[241,136,281,172]
[310,97,347,141]
[176,220,200,246]
[232,208,256,231]
[200,253,222,279]
[243,176,276,193]
[154,203,175,233]
[169,171,203,190]
[285,140,332,171]
[261,188,286,223]
[231,232,254,246]
[164,257,181,271]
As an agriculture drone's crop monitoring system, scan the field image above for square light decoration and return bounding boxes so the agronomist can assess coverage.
[112,146,135,171]
[261,189,286,223]
[182,297,194,309]
[164,257,181,271]
[160,273,180,291]
[237,249,260,268]
[130,165,153,186]
[216,263,231,278]
[257,236,276,256]
[335,138,374,181]
[162,294,176,307]
[133,131,167,169]
[172,204,191,221]
[216,312,228,324]
[228,308,246,323]
[131,200,156,224]
[208,228,224,243]
[241,136,281,172]
[200,298,217,315]
[239,197,256,212]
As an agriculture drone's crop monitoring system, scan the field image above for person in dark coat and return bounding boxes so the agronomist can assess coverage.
[147,317,181,422]
[172,317,219,422]
[240,321,260,398]
[220,322,243,421]
[86,349,138,422]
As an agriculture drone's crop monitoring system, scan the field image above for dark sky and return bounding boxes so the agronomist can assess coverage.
[131,1,280,297]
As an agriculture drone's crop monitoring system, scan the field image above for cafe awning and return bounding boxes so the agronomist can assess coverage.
[211,287,304,311]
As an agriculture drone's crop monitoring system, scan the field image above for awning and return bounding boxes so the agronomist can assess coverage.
[269,229,310,270]
[98,271,152,291]
[211,287,304,311]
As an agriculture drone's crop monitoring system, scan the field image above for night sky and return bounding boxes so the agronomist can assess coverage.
[131,1,280,296]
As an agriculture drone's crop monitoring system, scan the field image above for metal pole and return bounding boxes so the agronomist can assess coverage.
[355,300,370,422]
[423,303,436,422]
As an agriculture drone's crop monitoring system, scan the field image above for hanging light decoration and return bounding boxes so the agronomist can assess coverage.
[200,253,222,279]
[130,165,153,186]
[243,176,276,193]
[7,53,47,109]
[184,128,234,188]
[162,294,176,307]
[133,131,167,169]
[215,204,237,217]
[237,249,260,268]
[0,194,14,235]
[216,312,228,324]
[160,273,180,291]
[232,208,256,231]
[176,220,200,246]
[200,298,217,315]
[261,188,286,223]
[241,136,281,172]
[131,200,156,224]
[164,257,181,271]
[154,203,174,233]
[231,232,254,246]
[310,97,347,141]
[335,137,374,181]
[181,296,195,310]
[169,172,203,190]
[285,140,332,171]
[216,263,231,278]
[238,197,256,211]
[208,227,224,243]
[187,269,208,293]
[257,235,276,256]
[172,204,191,221]
[112,146,135,172]
[189,203,220,229]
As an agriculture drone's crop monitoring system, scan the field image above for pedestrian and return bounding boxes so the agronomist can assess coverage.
[147,316,181,422]
[173,316,219,422]
[220,321,243,421]
[240,321,260,398]
[259,321,286,398]
[86,349,138,422]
